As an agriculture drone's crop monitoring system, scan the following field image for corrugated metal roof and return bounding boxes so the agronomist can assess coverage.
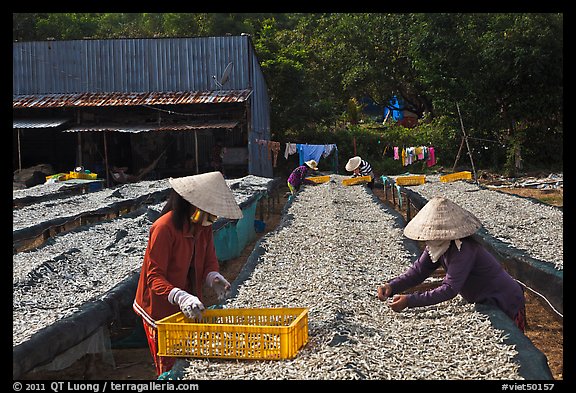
[63,120,239,133]
[13,37,252,95]
[13,90,252,109]
[13,118,71,128]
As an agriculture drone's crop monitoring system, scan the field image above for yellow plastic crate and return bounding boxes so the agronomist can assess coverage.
[45,173,69,182]
[440,171,472,183]
[342,175,372,186]
[156,307,309,360]
[395,175,426,186]
[68,171,98,180]
[305,175,331,184]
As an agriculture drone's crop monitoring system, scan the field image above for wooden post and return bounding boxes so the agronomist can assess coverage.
[194,130,199,174]
[452,137,465,172]
[456,102,478,185]
[77,132,83,168]
[406,194,411,221]
[103,132,110,188]
[17,128,22,171]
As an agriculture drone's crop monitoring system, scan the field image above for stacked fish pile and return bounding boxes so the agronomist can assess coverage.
[13,176,277,349]
[13,180,171,233]
[180,175,525,380]
[409,175,563,271]
[13,203,163,347]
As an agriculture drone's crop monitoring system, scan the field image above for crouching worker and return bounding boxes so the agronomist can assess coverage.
[133,171,243,376]
[377,196,526,332]
[345,156,375,188]
[287,159,319,196]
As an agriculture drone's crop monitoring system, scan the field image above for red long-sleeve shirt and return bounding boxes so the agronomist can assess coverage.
[133,211,219,326]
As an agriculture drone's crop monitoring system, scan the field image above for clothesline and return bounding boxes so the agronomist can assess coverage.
[254,138,281,167]
[284,142,338,165]
[393,145,436,167]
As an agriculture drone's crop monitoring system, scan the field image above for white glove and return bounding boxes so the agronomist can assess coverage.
[206,271,231,301]
[168,288,205,320]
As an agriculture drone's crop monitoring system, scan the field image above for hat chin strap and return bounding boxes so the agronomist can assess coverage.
[191,208,217,226]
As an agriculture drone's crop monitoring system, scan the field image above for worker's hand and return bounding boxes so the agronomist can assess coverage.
[388,294,409,312]
[377,283,392,301]
[207,272,231,301]
[169,288,205,320]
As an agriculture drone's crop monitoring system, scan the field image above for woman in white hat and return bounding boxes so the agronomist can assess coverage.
[133,171,243,376]
[377,196,526,332]
[345,156,375,188]
[287,159,319,195]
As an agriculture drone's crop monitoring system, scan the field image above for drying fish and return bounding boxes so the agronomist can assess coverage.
[179,175,526,380]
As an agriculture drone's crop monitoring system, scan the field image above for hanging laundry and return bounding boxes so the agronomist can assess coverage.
[297,144,326,166]
[322,144,337,158]
[405,147,414,165]
[268,141,281,167]
[415,146,424,160]
[394,146,399,160]
[284,142,297,159]
[427,146,436,167]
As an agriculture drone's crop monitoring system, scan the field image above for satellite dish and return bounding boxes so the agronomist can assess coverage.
[213,62,233,89]
[220,62,233,85]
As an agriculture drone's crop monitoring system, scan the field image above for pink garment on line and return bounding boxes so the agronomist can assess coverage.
[426,146,436,167]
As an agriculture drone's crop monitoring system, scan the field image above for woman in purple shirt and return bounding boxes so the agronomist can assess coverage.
[287,160,318,195]
[377,196,526,332]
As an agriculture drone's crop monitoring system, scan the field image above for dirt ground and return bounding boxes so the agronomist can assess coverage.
[22,181,563,381]
[492,186,563,380]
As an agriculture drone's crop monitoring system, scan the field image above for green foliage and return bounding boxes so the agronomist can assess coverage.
[13,12,563,174]
[280,116,459,176]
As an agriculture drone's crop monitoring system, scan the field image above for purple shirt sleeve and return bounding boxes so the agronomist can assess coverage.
[388,249,457,307]
[404,243,473,308]
[287,166,308,188]
[388,238,525,319]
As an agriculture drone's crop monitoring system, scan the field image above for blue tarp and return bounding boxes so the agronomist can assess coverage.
[384,95,404,120]
[213,195,261,262]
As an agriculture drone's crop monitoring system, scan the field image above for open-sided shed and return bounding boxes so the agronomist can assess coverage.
[13,35,273,181]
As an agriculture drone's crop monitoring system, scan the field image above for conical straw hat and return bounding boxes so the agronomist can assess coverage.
[168,172,243,219]
[305,160,319,170]
[403,196,481,241]
[345,156,362,172]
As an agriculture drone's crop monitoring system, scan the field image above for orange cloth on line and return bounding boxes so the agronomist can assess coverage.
[268,141,281,167]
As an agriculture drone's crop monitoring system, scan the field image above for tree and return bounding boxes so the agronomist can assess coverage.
[12,12,563,172]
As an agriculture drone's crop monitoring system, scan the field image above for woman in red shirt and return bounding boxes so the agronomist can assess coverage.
[133,171,243,376]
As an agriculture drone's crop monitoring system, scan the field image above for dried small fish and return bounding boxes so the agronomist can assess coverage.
[180,175,527,380]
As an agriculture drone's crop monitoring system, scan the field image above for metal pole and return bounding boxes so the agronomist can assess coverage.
[456,102,478,185]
